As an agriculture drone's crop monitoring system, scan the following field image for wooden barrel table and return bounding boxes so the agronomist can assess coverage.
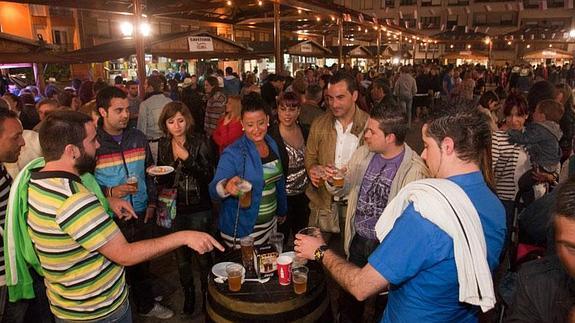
[207,257,329,322]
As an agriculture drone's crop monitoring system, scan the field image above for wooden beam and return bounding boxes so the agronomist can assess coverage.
[146,1,225,16]
[2,0,133,15]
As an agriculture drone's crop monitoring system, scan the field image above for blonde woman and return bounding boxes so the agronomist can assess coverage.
[212,95,244,154]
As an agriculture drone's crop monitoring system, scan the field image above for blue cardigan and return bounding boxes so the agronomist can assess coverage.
[209,134,288,238]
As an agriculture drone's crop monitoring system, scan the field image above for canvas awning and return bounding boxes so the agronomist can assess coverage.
[285,40,331,57]
[522,49,573,60]
[60,31,251,63]
[442,51,489,60]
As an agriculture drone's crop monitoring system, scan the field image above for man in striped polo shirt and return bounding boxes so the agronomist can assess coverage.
[27,111,223,322]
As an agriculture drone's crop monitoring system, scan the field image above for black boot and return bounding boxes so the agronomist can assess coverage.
[183,287,195,315]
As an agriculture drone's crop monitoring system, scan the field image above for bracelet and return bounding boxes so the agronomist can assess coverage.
[148,204,157,209]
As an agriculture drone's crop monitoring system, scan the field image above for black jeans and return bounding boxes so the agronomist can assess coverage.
[173,209,213,291]
[1,270,53,323]
[115,213,155,314]
[340,234,387,323]
[278,193,310,244]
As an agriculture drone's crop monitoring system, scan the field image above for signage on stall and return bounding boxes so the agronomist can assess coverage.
[300,43,312,53]
[542,50,556,57]
[188,36,214,52]
[459,51,472,56]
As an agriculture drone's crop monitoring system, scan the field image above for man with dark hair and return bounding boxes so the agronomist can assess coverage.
[507,176,575,322]
[370,78,394,110]
[35,98,59,123]
[0,106,28,322]
[22,110,222,322]
[261,73,285,110]
[138,75,171,161]
[223,66,241,95]
[296,108,506,322]
[326,105,429,322]
[94,86,174,319]
[299,84,324,128]
[305,71,369,239]
[125,80,140,129]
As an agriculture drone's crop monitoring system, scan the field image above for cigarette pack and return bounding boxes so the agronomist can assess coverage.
[254,244,279,278]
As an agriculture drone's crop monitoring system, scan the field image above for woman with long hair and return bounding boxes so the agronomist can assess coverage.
[203,76,227,136]
[156,101,214,315]
[212,95,243,154]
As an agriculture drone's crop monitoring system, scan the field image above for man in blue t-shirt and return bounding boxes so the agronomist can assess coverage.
[295,107,506,323]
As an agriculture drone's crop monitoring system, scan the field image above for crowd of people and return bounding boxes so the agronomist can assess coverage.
[0,60,574,322]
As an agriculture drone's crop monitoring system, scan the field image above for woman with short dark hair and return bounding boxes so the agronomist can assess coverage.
[209,93,287,247]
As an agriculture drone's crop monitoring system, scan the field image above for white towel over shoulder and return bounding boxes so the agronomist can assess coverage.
[374,178,495,312]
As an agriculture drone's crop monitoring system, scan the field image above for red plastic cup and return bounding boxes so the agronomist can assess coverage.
[276,255,293,286]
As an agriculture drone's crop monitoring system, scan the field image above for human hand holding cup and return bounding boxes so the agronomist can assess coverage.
[326,165,346,188]
[294,227,325,262]
[309,165,326,188]
[236,180,253,208]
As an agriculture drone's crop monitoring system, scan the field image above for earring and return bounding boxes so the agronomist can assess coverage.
[242,127,245,131]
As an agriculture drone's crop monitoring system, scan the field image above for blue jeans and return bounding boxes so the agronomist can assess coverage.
[54,298,131,323]
[398,96,413,127]
[340,234,386,323]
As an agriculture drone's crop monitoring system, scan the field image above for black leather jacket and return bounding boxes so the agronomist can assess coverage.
[157,133,214,212]
[507,255,575,322]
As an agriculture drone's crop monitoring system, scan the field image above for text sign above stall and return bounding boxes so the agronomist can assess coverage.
[300,43,313,53]
[188,37,214,52]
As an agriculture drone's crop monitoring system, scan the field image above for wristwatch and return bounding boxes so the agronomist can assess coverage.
[314,245,329,262]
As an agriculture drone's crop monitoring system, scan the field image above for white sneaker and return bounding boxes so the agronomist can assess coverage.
[140,302,174,319]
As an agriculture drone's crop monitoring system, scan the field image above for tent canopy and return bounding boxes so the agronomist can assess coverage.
[522,49,573,60]
[61,31,251,63]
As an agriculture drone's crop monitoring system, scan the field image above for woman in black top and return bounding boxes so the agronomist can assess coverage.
[156,101,214,315]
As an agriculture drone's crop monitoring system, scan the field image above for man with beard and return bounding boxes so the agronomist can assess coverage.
[93,86,175,319]
[25,111,223,322]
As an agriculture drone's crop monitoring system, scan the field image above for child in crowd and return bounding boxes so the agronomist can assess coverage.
[508,99,564,204]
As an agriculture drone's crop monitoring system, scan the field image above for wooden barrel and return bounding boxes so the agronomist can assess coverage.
[207,262,330,322]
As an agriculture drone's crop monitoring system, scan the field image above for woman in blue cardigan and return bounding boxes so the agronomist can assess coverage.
[209,92,288,247]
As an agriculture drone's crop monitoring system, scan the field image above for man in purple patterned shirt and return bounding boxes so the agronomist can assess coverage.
[326,104,429,322]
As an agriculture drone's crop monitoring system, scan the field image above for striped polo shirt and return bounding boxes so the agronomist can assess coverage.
[0,164,11,286]
[27,171,127,321]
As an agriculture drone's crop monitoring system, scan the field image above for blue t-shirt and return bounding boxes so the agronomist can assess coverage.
[368,171,506,323]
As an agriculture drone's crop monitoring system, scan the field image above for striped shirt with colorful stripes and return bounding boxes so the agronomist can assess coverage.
[0,164,11,286]
[27,171,127,321]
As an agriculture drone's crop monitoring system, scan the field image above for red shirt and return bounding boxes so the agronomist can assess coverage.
[212,117,243,154]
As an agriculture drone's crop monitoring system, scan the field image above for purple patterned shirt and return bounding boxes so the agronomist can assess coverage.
[354,150,405,240]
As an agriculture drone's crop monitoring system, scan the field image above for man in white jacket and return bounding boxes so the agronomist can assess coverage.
[137,75,171,162]
[324,105,429,322]
[295,107,506,323]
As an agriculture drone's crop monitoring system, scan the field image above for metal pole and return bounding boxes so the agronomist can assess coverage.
[33,63,45,94]
[376,29,381,70]
[134,0,146,98]
[273,2,282,74]
[338,18,343,69]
